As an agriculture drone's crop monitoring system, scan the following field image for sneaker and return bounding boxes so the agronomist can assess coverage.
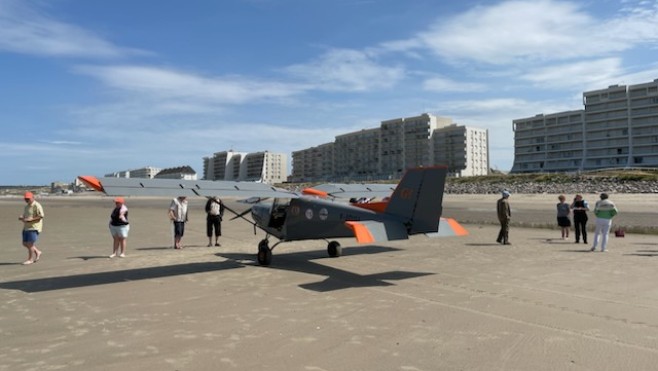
[601,249,606,253]
[22,260,33,265]
[589,247,596,252]
[119,253,126,258]
[215,242,221,247]
[109,253,116,258]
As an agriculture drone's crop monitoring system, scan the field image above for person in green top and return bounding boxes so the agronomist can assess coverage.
[590,193,618,252]
[18,191,44,265]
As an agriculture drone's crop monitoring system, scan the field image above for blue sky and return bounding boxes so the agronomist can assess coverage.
[2,0,658,185]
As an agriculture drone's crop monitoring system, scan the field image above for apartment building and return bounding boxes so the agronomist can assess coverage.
[290,143,334,182]
[243,151,288,184]
[380,114,452,178]
[431,125,489,177]
[203,150,287,184]
[154,165,197,180]
[334,128,381,180]
[105,166,161,179]
[203,150,247,181]
[291,113,488,181]
[511,79,658,173]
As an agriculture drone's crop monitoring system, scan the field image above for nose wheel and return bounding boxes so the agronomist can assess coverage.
[257,239,272,266]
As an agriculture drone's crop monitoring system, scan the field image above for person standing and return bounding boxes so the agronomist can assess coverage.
[556,195,571,240]
[496,190,512,245]
[590,193,618,252]
[169,196,188,249]
[205,196,224,247]
[18,191,44,265]
[109,197,129,258]
[570,194,589,244]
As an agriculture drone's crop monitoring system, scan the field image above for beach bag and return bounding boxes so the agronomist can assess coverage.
[614,228,625,237]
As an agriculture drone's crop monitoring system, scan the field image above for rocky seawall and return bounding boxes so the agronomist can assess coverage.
[446,178,658,194]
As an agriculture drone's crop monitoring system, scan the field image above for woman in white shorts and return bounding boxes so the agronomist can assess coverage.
[109,197,130,258]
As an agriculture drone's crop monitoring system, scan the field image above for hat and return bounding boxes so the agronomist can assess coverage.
[24,191,34,199]
[502,190,511,197]
[114,197,125,204]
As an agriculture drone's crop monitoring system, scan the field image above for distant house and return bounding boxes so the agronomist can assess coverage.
[154,165,197,180]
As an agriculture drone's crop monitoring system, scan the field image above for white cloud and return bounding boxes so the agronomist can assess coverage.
[74,65,307,108]
[0,0,141,58]
[423,76,487,93]
[402,0,658,65]
[521,58,623,89]
[284,49,405,91]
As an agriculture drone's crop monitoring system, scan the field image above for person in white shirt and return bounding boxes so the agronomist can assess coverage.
[168,196,188,249]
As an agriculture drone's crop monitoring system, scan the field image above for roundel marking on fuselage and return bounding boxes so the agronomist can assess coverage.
[319,208,328,221]
[305,208,314,220]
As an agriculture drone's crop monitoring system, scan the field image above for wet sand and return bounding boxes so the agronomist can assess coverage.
[1,194,658,370]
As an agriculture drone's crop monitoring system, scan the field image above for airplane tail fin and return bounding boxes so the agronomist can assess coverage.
[384,167,447,235]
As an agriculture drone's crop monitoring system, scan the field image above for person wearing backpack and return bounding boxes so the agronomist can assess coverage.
[205,196,225,247]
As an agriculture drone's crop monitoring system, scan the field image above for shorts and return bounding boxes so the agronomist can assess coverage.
[173,221,186,237]
[557,216,571,227]
[22,230,39,244]
[109,224,130,238]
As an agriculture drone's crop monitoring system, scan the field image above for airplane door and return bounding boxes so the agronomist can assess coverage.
[268,198,290,230]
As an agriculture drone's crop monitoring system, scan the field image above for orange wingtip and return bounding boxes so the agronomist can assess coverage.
[302,188,328,198]
[442,217,469,236]
[345,221,376,244]
[78,175,104,193]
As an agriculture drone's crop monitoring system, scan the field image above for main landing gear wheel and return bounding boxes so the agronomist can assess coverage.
[257,239,272,266]
[327,240,342,258]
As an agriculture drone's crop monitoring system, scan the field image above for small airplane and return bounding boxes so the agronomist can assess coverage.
[78,166,466,265]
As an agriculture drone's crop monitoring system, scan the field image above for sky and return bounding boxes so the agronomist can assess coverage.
[2,0,658,185]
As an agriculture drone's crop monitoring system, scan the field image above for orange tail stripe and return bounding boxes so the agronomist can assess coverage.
[345,221,376,243]
[78,175,104,193]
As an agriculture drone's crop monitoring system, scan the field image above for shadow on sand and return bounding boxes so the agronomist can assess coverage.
[217,245,434,292]
[0,260,244,293]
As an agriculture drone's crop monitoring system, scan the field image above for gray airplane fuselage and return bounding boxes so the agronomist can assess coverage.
[251,197,384,241]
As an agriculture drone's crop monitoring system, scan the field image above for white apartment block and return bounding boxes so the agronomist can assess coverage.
[334,128,381,179]
[244,151,288,184]
[154,166,198,180]
[204,150,247,181]
[380,114,452,177]
[203,150,287,184]
[431,125,489,177]
[105,166,161,179]
[512,79,658,173]
[290,143,334,182]
[291,113,488,181]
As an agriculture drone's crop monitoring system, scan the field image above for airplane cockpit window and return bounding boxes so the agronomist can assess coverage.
[268,198,290,229]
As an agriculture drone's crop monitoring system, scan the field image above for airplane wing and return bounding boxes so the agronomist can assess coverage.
[303,183,396,199]
[78,176,300,199]
[345,220,409,243]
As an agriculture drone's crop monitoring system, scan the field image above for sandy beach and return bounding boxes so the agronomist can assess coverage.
[1,194,658,370]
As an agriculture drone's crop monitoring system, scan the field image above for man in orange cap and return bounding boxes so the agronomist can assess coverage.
[109,197,129,258]
[18,191,44,265]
